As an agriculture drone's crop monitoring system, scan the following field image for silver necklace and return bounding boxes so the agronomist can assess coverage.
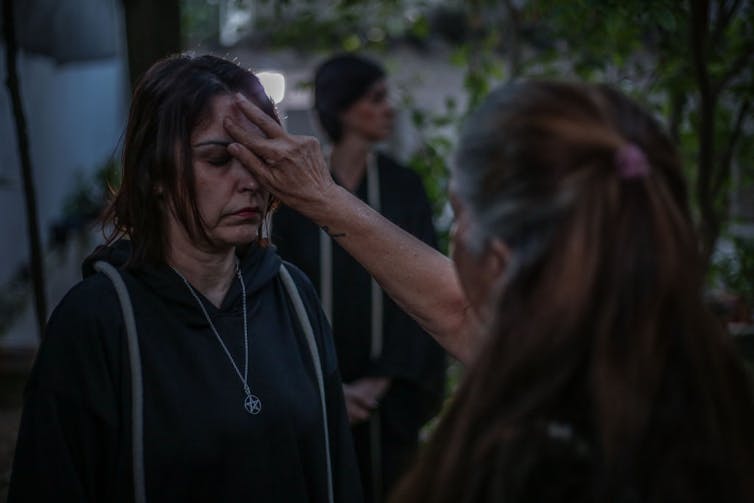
[172,263,262,415]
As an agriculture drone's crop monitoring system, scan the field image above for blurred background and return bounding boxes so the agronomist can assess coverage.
[0,0,752,498]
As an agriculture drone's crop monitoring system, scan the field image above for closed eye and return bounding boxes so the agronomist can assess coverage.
[207,155,232,167]
[192,140,232,166]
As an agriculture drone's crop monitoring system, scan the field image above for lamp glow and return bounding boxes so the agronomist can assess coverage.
[257,71,286,104]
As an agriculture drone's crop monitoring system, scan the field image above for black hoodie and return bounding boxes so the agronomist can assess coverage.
[9,241,363,503]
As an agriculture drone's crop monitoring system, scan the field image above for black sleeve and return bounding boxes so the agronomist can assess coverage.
[8,277,123,503]
[367,167,439,378]
[284,264,364,503]
[271,204,298,262]
[367,166,447,424]
[404,170,439,250]
[272,205,321,286]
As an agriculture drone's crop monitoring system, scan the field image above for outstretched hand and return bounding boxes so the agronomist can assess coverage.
[224,93,337,214]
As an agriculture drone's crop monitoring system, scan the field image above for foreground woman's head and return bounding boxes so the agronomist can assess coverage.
[396,81,754,502]
[450,81,692,323]
[105,54,280,264]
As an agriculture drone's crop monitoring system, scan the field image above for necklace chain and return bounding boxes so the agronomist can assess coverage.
[172,262,262,415]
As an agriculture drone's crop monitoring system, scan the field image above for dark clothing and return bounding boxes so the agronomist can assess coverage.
[273,153,446,502]
[9,241,362,503]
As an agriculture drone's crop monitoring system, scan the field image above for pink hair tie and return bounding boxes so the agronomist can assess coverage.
[615,143,650,179]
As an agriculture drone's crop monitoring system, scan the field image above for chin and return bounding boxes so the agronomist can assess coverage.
[223,229,259,248]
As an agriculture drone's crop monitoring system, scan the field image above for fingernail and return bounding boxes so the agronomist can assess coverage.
[235,92,247,102]
[227,143,240,153]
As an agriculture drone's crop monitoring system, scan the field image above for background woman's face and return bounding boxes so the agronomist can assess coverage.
[339,79,394,142]
[178,93,269,251]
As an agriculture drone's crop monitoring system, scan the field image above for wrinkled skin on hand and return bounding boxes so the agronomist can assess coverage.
[224,93,337,215]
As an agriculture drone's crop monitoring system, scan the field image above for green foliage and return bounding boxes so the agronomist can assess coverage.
[712,237,754,311]
[181,0,221,48]
[252,0,435,53]
[181,0,754,315]
[520,0,754,312]
[61,158,121,222]
[404,95,459,253]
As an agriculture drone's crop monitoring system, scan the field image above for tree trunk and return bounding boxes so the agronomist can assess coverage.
[122,0,181,91]
[502,0,522,78]
[3,0,47,339]
[690,0,719,264]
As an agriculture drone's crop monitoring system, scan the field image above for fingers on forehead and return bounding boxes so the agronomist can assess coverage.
[234,93,281,137]
[230,144,267,176]
[225,120,276,159]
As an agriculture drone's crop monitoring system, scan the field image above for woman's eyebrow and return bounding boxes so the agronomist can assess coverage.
[192,140,231,148]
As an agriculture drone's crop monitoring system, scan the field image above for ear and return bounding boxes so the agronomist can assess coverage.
[483,237,511,285]
[473,237,512,325]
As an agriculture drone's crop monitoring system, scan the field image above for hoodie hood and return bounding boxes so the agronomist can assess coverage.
[83,240,282,325]
[82,240,131,277]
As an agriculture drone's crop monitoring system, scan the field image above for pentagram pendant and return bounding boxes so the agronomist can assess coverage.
[244,393,262,415]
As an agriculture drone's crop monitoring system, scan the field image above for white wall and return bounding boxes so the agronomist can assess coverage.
[0,48,128,288]
[0,48,128,348]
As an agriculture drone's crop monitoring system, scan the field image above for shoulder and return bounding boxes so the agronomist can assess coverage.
[42,272,126,354]
[48,274,122,330]
[29,274,124,391]
[377,152,422,183]
[271,205,319,250]
[279,261,319,306]
[376,152,430,205]
[278,260,339,371]
[273,203,310,226]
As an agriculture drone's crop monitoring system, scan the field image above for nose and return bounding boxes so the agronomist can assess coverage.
[234,158,260,192]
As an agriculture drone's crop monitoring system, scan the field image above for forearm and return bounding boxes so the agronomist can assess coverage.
[223,98,477,363]
[307,185,477,363]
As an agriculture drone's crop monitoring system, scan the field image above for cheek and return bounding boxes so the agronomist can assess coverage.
[346,105,378,127]
[193,179,227,221]
[451,215,494,314]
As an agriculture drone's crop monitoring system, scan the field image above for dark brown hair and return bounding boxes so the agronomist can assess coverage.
[392,81,754,502]
[102,53,280,265]
[314,53,385,142]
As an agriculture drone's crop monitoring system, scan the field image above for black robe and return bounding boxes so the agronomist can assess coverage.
[272,153,446,501]
[9,241,363,503]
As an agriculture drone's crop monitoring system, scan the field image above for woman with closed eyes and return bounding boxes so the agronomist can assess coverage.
[9,54,362,503]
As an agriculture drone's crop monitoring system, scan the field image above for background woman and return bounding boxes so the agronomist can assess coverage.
[9,54,362,503]
[273,53,446,503]
[226,81,754,501]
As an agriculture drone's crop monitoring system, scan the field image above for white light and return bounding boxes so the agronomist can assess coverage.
[257,71,286,104]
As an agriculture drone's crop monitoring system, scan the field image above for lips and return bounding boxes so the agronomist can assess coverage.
[231,207,260,219]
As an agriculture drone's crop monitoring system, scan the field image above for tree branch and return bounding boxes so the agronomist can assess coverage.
[714,43,754,96]
[712,99,751,196]
[3,0,47,339]
[690,0,713,100]
[502,0,523,77]
[711,0,741,45]
[690,0,719,262]
[667,90,687,143]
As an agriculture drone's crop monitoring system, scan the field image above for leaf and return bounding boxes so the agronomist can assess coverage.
[657,8,676,32]
[410,15,430,39]
[342,34,362,51]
